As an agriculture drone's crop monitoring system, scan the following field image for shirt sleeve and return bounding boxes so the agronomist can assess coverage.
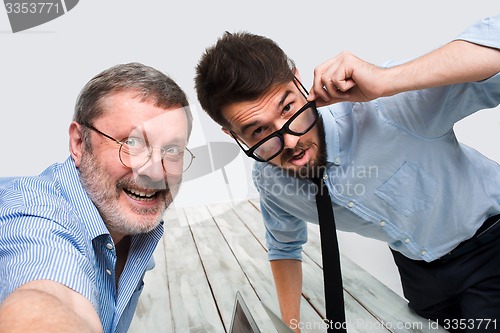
[376,72,500,138]
[376,15,500,138]
[252,163,308,261]
[455,14,500,49]
[0,209,97,305]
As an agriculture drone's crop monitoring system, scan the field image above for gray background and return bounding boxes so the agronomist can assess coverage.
[1,0,499,296]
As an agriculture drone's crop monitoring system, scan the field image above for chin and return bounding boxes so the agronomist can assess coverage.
[124,211,164,235]
[280,157,326,180]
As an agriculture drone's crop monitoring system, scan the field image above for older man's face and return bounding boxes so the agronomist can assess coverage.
[73,91,189,241]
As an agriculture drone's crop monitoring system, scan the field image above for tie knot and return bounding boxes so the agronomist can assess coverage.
[311,176,323,187]
[310,167,325,187]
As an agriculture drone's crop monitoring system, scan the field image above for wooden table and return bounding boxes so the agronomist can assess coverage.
[129,199,447,333]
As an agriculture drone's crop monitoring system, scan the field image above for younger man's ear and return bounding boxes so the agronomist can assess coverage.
[294,68,302,81]
[221,127,231,136]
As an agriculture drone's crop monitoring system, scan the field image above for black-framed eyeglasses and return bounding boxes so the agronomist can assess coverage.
[230,77,319,162]
[81,123,195,175]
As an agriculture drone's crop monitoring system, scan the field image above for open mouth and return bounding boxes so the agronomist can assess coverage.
[124,188,161,201]
[291,149,306,161]
[287,148,310,167]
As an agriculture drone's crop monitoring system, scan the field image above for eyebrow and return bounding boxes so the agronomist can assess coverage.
[240,89,293,135]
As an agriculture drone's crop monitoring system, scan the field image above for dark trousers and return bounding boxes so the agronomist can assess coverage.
[391,215,500,333]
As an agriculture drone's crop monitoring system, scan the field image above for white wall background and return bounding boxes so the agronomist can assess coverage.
[1,0,499,297]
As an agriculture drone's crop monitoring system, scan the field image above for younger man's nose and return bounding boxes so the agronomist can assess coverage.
[282,132,300,150]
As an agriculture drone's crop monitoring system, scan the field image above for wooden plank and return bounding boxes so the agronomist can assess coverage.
[232,200,390,332]
[129,227,172,333]
[305,225,447,333]
[183,204,274,333]
[130,199,447,333]
[206,202,327,333]
[162,208,225,333]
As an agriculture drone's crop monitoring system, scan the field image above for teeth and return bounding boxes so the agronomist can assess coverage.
[127,188,157,198]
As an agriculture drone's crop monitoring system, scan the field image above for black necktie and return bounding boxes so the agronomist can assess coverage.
[311,172,347,333]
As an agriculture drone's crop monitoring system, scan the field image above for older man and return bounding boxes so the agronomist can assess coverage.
[0,63,194,333]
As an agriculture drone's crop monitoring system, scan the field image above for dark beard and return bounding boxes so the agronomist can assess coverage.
[283,115,327,180]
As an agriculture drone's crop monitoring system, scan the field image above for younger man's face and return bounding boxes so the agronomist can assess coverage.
[222,80,326,176]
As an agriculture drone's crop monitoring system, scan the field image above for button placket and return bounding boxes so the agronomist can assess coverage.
[101,238,116,281]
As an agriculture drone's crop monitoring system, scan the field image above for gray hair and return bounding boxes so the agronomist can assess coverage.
[74,63,193,145]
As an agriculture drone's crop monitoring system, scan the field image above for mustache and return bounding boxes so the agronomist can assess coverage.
[116,177,172,192]
[280,142,315,163]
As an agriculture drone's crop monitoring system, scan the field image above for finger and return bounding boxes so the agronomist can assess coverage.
[322,78,342,96]
[321,62,354,92]
[311,76,331,103]
[311,58,338,102]
[314,94,349,107]
[330,77,357,94]
[337,78,356,92]
[307,89,316,102]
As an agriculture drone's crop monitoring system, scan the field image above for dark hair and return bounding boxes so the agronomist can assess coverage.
[74,62,193,145]
[195,32,295,128]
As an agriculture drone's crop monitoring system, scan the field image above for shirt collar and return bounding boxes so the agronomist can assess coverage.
[58,156,109,240]
[318,104,349,165]
[58,157,165,243]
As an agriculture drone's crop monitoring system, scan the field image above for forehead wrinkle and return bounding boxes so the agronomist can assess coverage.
[139,120,189,147]
[232,86,293,136]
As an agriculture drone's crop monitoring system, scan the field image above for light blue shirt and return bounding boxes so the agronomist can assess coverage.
[253,15,500,263]
[0,157,163,333]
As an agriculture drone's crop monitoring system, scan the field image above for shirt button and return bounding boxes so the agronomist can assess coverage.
[347,201,354,208]
[404,238,411,244]
[106,269,112,276]
[421,251,427,256]
[379,221,386,227]
[334,157,341,165]
[106,243,114,250]
[323,174,328,180]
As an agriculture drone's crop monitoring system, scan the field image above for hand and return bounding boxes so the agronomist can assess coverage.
[309,51,387,106]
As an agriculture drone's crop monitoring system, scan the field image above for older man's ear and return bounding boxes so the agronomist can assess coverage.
[69,121,84,168]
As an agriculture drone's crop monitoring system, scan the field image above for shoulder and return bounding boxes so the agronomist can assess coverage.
[0,161,89,238]
[252,162,298,193]
[1,164,66,216]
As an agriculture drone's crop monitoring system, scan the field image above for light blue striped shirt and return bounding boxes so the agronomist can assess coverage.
[0,157,163,333]
[253,15,500,263]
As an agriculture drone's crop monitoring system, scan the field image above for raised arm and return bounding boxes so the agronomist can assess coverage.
[309,17,500,106]
[0,280,102,333]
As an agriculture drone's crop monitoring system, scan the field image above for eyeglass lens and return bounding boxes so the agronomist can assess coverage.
[119,144,193,175]
[252,104,316,160]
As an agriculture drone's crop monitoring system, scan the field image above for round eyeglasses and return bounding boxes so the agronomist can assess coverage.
[81,123,195,175]
[230,78,319,162]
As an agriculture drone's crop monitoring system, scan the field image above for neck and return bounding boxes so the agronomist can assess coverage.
[114,235,131,291]
[110,230,125,245]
